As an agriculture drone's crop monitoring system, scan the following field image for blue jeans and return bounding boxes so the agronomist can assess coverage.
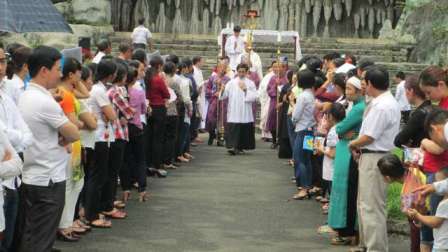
[421,173,443,245]
[287,116,296,151]
[180,122,191,154]
[1,188,19,252]
[293,130,313,188]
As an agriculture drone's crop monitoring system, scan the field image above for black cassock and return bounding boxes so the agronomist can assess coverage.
[278,83,292,159]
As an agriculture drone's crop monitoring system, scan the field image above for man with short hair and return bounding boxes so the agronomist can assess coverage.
[394,71,411,123]
[348,66,401,252]
[219,63,258,155]
[131,18,153,51]
[17,46,80,252]
[92,40,112,64]
[117,42,133,61]
[224,25,245,72]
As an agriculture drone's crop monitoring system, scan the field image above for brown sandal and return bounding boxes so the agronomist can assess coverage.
[103,209,127,219]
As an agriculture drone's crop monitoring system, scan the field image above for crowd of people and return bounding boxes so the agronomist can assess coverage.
[264,47,448,251]
[0,20,448,252]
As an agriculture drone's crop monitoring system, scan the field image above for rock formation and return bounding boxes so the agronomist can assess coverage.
[53,0,403,38]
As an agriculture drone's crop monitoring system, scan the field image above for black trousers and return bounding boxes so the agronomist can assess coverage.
[149,106,167,169]
[335,157,359,237]
[17,181,65,252]
[163,116,178,164]
[84,142,109,221]
[122,125,146,192]
[75,147,94,220]
[102,139,126,212]
[175,115,186,157]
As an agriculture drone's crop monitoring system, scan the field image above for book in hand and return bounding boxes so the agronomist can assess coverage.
[403,146,424,166]
[303,135,314,151]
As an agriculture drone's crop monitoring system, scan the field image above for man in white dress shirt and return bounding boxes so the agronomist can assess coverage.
[224,26,245,72]
[348,66,400,252]
[131,18,153,51]
[17,46,80,252]
[394,71,411,123]
[219,63,258,155]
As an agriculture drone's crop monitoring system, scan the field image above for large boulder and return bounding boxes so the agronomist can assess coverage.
[0,24,114,50]
[71,0,111,25]
[396,0,448,65]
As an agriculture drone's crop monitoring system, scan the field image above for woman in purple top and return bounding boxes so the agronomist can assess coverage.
[121,65,148,202]
[205,63,230,146]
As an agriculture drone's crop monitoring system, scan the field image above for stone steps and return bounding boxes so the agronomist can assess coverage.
[109,32,427,79]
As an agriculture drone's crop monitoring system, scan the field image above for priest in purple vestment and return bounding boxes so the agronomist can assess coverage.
[265,59,288,148]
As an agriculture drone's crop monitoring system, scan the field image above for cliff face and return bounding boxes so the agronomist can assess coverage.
[396,0,448,65]
[53,0,403,38]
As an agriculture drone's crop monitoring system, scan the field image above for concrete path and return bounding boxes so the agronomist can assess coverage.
[56,136,409,252]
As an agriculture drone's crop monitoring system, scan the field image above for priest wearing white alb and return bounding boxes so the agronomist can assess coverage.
[258,61,276,141]
[219,63,258,155]
[224,26,245,72]
[236,42,263,81]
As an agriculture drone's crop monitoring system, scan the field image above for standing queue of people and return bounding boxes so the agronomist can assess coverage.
[0,40,208,252]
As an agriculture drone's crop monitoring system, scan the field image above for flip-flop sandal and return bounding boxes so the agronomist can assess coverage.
[90,219,112,229]
[103,210,127,219]
[331,237,352,246]
[114,201,126,209]
[317,225,335,234]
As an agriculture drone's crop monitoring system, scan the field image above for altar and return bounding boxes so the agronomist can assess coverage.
[219,28,303,62]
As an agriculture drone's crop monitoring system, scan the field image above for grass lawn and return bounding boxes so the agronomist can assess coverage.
[387,148,406,221]
[387,182,406,221]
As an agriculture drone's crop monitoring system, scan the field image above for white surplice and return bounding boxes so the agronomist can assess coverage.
[236,50,263,80]
[258,71,275,137]
[224,35,245,71]
[220,77,258,123]
[193,65,207,128]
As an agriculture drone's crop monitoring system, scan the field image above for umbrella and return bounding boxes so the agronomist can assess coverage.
[0,0,72,33]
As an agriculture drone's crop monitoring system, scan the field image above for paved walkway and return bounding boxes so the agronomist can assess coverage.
[57,136,409,252]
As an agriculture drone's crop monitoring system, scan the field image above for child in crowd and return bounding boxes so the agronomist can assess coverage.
[378,154,427,252]
[316,103,346,214]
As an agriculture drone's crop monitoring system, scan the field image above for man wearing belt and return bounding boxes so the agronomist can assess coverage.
[348,66,400,252]
[0,47,33,252]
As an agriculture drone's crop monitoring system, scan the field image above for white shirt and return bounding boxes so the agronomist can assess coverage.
[179,75,193,123]
[131,25,152,45]
[18,83,69,186]
[258,72,275,105]
[395,80,411,112]
[335,63,356,74]
[0,128,23,231]
[220,77,258,123]
[434,199,448,250]
[2,75,25,105]
[0,88,32,189]
[79,99,96,149]
[292,89,316,132]
[193,66,204,89]
[236,50,263,80]
[359,91,401,151]
[92,51,106,64]
[89,82,115,143]
[225,35,245,71]
[322,126,338,181]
